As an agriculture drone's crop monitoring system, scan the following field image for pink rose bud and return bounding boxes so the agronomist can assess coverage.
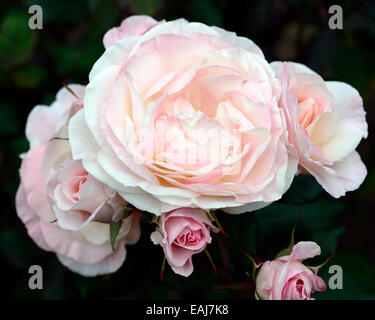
[255,241,327,300]
[151,208,219,277]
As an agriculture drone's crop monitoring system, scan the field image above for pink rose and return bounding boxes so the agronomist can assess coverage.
[150,208,219,277]
[69,16,298,216]
[271,62,368,198]
[16,85,141,276]
[103,15,164,48]
[46,155,127,231]
[255,241,327,300]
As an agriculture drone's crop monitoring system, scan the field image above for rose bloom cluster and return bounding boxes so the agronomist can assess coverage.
[16,16,367,298]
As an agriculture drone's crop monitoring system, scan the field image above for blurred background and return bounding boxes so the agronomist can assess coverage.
[0,0,374,299]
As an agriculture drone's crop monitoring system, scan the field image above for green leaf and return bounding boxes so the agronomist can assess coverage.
[109,220,122,251]
[122,207,133,219]
[275,247,292,259]
[0,11,37,66]
[12,65,48,88]
[109,208,134,251]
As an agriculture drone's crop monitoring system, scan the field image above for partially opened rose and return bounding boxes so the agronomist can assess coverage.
[151,208,219,276]
[16,85,141,276]
[255,241,327,300]
[271,62,368,198]
[69,16,298,215]
[46,154,128,231]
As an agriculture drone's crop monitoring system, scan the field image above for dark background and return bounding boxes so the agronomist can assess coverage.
[0,0,374,299]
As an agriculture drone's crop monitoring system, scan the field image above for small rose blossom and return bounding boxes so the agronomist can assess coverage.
[46,155,127,231]
[255,241,327,300]
[16,85,141,276]
[151,208,219,277]
[271,62,368,198]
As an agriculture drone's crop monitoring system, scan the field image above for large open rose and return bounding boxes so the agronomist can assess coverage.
[69,16,298,215]
[272,62,367,197]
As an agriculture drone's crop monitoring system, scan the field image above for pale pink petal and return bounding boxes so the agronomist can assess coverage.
[26,105,64,148]
[103,15,159,48]
[57,239,126,277]
[26,84,85,147]
[150,230,163,245]
[303,151,367,198]
[255,261,274,300]
[69,110,100,160]
[320,81,368,161]
[20,146,55,222]
[169,257,194,277]
[15,185,50,251]
[122,212,142,245]
[289,241,321,262]
[165,244,195,268]
[39,220,115,265]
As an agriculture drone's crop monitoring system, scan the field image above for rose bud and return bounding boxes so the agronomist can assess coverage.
[151,208,219,277]
[255,241,327,300]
